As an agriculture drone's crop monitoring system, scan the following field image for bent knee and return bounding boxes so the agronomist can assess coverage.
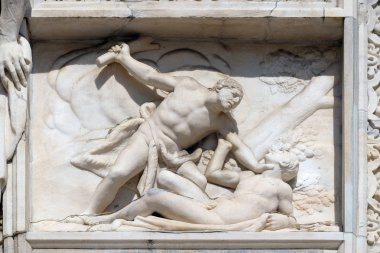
[107,163,145,183]
[106,170,131,185]
[157,170,177,187]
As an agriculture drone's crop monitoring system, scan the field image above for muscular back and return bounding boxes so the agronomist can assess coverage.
[151,78,224,148]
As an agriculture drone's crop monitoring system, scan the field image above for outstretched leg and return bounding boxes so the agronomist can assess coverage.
[157,170,210,203]
[84,132,149,214]
[83,188,224,225]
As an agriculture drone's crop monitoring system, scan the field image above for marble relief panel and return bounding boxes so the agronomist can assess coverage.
[43,0,333,2]
[28,38,341,233]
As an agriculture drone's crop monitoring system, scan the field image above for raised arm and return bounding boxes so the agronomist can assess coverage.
[205,138,240,189]
[97,43,179,92]
[0,0,29,91]
[219,119,273,174]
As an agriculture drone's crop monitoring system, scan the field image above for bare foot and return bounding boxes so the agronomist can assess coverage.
[81,214,116,225]
[62,215,85,224]
[62,213,116,225]
[88,219,125,232]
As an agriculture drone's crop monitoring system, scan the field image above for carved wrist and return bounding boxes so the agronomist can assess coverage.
[287,216,296,227]
[0,26,17,43]
[117,54,132,64]
[0,34,15,43]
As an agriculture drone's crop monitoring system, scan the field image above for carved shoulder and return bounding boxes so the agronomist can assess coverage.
[277,181,293,200]
[176,76,203,90]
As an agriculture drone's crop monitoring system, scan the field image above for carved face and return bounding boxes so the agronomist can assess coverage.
[217,87,242,112]
[212,78,243,112]
[264,151,299,182]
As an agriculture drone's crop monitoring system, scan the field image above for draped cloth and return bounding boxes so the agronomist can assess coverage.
[89,214,270,232]
[70,102,202,196]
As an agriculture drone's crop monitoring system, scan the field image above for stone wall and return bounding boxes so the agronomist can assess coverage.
[0,0,368,252]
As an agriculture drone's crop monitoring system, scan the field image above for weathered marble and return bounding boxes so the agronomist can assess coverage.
[26,37,341,235]
[0,0,370,252]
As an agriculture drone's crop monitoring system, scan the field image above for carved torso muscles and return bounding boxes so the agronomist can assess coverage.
[212,173,281,224]
[147,82,221,150]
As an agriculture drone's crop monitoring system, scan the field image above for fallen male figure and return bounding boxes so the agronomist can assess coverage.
[74,139,298,232]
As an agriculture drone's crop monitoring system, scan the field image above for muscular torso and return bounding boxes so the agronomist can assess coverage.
[141,81,224,150]
[212,173,284,224]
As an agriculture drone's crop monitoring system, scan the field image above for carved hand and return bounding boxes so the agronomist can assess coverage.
[264,213,290,231]
[110,43,131,60]
[96,38,159,68]
[251,163,274,174]
[96,43,130,67]
[0,40,30,91]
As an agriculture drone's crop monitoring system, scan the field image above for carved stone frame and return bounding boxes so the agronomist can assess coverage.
[1,1,368,252]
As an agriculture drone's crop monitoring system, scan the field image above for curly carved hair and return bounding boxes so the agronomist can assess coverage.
[210,78,244,98]
[278,152,299,182]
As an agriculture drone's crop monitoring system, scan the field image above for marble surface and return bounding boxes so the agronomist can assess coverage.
[0,0,369,252]
[27,38,341,233]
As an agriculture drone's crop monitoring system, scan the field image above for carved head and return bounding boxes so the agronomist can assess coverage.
[264,151,299,182]
[211,78,243,112]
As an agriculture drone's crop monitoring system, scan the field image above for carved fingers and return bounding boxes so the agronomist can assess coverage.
[253,163,274,174]
[109,45,121,53]
[19,57,29,86]
[96,43,130,67]
[0,41,30,92]
[7,60,25,90]
[0,67,8,92]
[114,43,131,57]
[265,213,288,231]
[96,37,159,68]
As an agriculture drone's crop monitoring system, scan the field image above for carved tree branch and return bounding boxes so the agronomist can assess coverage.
[244,75,337,160]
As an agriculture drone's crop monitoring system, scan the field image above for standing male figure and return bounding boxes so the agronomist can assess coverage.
[84,43,272,215]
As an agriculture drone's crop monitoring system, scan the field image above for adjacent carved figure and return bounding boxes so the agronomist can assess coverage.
[76,138,297,231]
[0,0,29,90]
[82,43,273,215]
[0,0,31,190]
[368,1,380,246]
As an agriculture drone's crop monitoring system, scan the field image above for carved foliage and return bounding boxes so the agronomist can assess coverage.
[368,0,380,246]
